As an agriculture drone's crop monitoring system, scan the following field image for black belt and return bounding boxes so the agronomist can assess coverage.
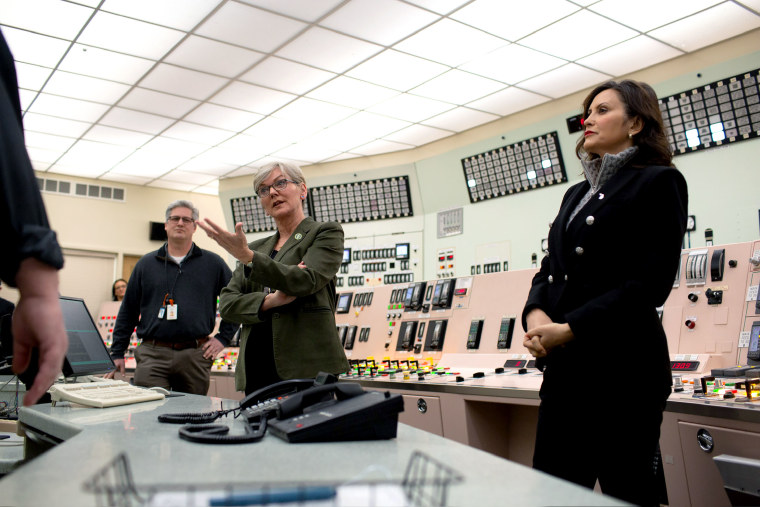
[144,337,209,350]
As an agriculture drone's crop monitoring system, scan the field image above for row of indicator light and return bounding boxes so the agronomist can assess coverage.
[677,376,760,401]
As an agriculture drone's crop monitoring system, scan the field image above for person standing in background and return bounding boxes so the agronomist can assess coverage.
[111,278,127,302]
[522,80,688,506]
[0,28,68,406]
[106,200,237,394]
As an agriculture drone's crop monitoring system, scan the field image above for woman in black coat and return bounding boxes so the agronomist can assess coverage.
[522,80,688,506]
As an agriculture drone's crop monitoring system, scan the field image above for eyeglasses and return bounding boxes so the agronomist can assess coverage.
[167,216,195,224]
[257,178,298,198]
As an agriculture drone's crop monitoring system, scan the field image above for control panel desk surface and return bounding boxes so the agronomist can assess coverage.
[0,394,625,507]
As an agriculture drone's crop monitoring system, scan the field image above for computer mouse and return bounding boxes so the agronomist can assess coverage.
[149,387,170,395]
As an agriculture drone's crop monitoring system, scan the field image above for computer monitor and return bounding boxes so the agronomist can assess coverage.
[60,296,115,378]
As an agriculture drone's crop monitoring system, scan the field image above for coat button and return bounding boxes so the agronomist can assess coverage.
[575,247,584,255]
[548,275,554,283]
[272,313,280,319]
[585,216,595,225]
[564,274,568,281]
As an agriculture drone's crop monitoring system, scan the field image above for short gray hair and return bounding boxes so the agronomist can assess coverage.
[165,200,199,221]
[253,161,306,195]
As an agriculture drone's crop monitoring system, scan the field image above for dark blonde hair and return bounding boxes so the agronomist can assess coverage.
[576,80,673,167]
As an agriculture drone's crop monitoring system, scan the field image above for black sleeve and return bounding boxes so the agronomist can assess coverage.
[213,258,238,346]
[0,30,63,287]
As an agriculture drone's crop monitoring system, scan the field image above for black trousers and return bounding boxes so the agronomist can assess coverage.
[533,385,667,506]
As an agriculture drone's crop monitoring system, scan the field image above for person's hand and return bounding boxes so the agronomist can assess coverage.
[523,323,574,358]
[262,290,297,311]
[202,337,225,360]
[197,219,253,264]
[11,258,68,406]
[104,358,125,379]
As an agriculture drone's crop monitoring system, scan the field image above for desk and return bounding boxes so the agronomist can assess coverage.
[0,393,625,506]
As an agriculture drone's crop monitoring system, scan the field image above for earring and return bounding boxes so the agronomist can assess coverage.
[300,195,305,200]
[628,133,633,139]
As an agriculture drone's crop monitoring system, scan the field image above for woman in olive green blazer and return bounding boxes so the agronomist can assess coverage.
[198,161,349,393]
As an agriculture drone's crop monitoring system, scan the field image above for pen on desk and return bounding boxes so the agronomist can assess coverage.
[209,485,336,506]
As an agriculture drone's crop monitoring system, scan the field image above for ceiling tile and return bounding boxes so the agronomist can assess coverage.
[141,137,209,160]
[77,11,186,60]
[518,63,611,99]
[306,76,398,109]
[28,93,109,122]
[648,3,760,52]
[520,10,638,61]
[58,44,155,84]
[367,93,455,123]
[43,71,131,104]
[164,35,265,78]
[736,0,760,11]
[68,0,102,7]
[402,0,470,15]
[101,0,221,31]
[467,86,550,116]
[99,107,175,134]
[196,2,307,52]
[30,161,52,171]
[306,112,411,150]
[18,89,36,110]
[577,36,683,76]
[271,98,355,128]
[210,81,296,115]
[0,0,94,40]
[158,169,217,185]
[409,69,506,105]
[99,172,152,185]
[14,62,53,91]
[110,149,190,176]
[383,123,454,146]
[162,121,233,145]
[22,112,92,137]
[176,155,239,176]
[239,57,335,95]
[459,44,566,85]
[26,146,64,164]
[1,26,71,67]
[321,0,438,45]
[351,139,414,156]
[185,103,264,131]
[277,27,383,73]
[147,180,198,191]
[49,162,108,178]
[82,125,154,147]
[346,50,449,91]
[213,135,272,165]
[24,131,76,151]
[243,115,320,146]
[118,88,200,118]
[56,139,132,172]
[421,106,499,132]
[224,165,265,178]
[394,19,507,67]
[590,0,723,32]
[140,63,227,100]
[451,0,578,41]
[238,0,344,22]
[271,142,343,163]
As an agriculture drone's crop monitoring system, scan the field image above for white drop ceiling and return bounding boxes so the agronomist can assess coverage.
[2,0,759,194]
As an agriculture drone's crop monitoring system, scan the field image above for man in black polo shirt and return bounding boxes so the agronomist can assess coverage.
[107,200,237,394]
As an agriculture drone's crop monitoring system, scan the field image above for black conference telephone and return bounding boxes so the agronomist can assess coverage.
[159,373,403,444]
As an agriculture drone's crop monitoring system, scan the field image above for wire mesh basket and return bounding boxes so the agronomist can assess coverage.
[83,449,462,507]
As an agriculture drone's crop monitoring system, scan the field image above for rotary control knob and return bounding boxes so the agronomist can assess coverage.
[688,292,698,302]
[728,259,738,268]
[685,319,696,329]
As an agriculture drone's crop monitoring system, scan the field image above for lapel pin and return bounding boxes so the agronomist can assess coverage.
[598,193,605,200]
[295,233,303,240]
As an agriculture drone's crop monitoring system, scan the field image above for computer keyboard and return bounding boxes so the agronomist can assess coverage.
[48,380,165,408]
